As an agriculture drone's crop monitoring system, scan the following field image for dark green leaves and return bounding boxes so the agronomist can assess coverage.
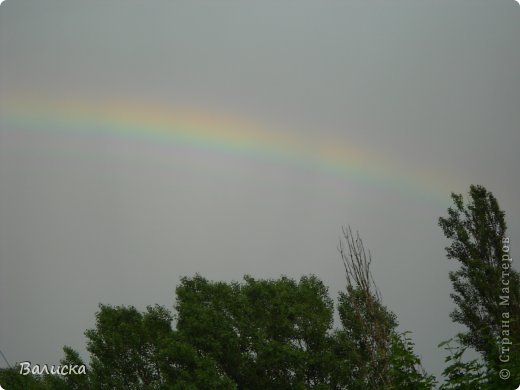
[439,185,520,388]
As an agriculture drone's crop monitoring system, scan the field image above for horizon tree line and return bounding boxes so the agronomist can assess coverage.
[0,184,518,389]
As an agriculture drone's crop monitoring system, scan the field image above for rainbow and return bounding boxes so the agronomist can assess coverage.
[0,97,456,204]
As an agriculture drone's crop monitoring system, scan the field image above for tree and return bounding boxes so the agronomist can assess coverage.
[439,184,520,386]
[84,304,171,389]
[0,346,89,390]
[174,274,336,389]
[334,226,435,389]
[84,303,234,389]
[1,269,435,388]
[438,335,488,390]
[0,366,45,389]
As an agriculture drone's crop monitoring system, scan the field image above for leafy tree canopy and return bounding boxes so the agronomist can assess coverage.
[0,273,434,389]
[439,184,520,388]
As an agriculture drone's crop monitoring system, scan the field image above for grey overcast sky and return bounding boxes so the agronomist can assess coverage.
[0,0,519,380]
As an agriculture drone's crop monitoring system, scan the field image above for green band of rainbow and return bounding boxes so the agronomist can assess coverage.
[1,97,455,204]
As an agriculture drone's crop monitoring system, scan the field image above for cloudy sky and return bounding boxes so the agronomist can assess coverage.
[0,0,519,379]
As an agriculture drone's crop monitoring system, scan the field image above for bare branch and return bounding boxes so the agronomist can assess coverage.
[338,225,381,302]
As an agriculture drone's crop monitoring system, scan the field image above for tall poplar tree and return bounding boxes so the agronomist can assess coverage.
[439,184,520,385]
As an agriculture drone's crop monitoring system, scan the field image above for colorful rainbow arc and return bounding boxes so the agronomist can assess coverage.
[0,98,455,204]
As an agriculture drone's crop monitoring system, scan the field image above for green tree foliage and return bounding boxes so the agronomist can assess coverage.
[83,303,234,389]
[0,232,436,389]
[0,346,88,389]
[0,365,44,389]
[174,274,335,389]
[439,184,520,387]
[334,226,435,389]
[2,270,433,389]
[84,304,172,389]
[34,346,90,389]
[388,332,436,389]
[438,335,488,390]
